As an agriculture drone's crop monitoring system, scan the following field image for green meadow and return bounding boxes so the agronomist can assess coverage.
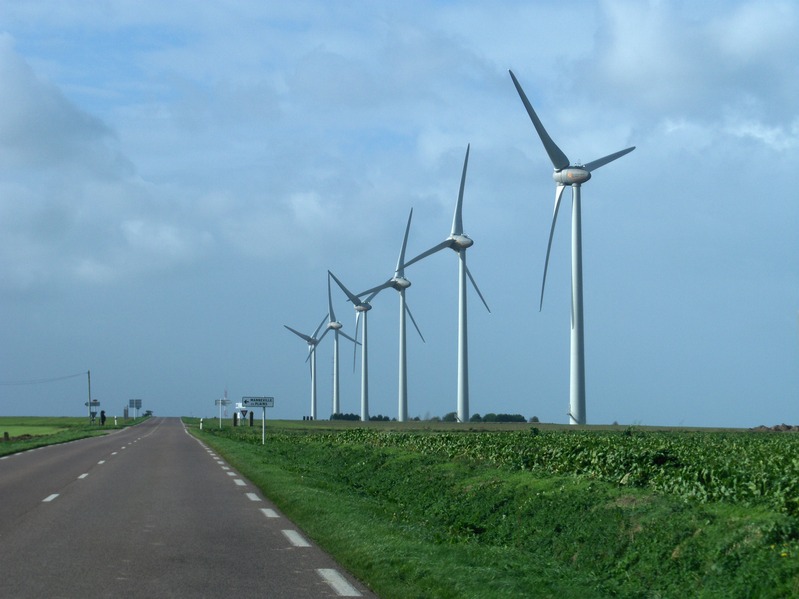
[0,416,141,456]
[187,419,799,598]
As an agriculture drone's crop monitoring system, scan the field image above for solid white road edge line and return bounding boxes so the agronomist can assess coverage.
[316,569,362,597]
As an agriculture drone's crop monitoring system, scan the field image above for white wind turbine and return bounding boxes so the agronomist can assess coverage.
[509,69,635,425]
[328,270,374,422]
[356,208,425,422]
[284,315,328,420]
[320,275,359,417]
[404,144,490,423]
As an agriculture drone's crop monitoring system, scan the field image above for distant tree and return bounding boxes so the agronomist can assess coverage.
[483,413,497,422]
[443,412,458,422]
[529,416,539,423]
[495,413,526,423]
[429,416,441,422]
[331,413,359,421]
[469,413,483,423]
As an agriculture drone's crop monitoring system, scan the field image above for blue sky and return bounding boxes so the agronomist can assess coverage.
[1,0,797,426]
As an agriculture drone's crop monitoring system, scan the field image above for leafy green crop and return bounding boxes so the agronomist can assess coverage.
[227,427,799,515]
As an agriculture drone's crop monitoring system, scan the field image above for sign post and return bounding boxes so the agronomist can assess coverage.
[242,397,274,445]
[215,398,231,428]
[129,399,142,418]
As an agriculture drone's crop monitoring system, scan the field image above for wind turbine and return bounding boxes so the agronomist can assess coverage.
[321,275,359,417]
[328,270,373,422]
[404,144,490,423]
[356,208,425,422]
[284,315,328,420]
[509,69,635,425]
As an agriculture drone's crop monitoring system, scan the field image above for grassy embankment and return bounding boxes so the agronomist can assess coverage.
[186,419,799,598]
[0,416,144,457]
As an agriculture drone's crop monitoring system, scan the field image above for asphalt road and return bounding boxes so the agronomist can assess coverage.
[0,417,375,598]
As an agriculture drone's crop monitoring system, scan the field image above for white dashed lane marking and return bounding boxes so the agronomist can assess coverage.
[317,569,362,597]
[233,479,246,486]
[245,493,260,502]
[78,473,89,479]
[43,494,59,502]
[260,508,279,518]
[282,530,310,547]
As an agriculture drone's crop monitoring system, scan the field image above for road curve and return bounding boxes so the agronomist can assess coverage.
[0,417,374,598]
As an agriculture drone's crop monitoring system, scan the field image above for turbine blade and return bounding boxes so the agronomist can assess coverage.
[329,270,362,306]
[284,325,312,343]
[353,312,361,372]
[583,146,635,172]
[358,279,392,300]
[327,275,336,322]
[405,302,426,343]
[451,144,469,236]
[395,208,414,276]
[312,315,327,338]
[305,344,317,364]
[404,240,451,269]
[508,70,570,171]
[465,264,491,313]
[540,184,567,311]
[339,330,360,345]
[317,326,330,344]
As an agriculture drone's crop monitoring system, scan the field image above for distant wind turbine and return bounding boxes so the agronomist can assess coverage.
[404,144,490,423]
[321,275,359,417]
[283,315,328,420]
[329,270,374,422]
[509,69,635,425]
[356,208,425,422]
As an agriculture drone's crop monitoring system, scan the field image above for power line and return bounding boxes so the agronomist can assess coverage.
[0,371,88,386]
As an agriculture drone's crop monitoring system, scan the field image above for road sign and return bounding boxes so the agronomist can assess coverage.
[242,396,274,408]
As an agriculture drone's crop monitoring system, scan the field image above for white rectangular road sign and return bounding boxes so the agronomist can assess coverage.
[242,396,274,408]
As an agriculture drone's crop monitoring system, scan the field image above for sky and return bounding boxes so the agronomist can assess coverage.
[1,0,797,427]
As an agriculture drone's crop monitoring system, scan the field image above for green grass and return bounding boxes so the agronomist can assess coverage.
[187,421,799,598]
[0,416,146,456]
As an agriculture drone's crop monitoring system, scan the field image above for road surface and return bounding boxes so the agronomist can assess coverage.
[0,417,375,598]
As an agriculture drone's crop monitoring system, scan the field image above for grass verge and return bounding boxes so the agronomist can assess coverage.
[188,422,799,598]
[0,416,147,457]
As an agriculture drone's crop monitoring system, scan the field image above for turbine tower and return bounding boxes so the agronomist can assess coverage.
[329,270,374,422]
[404,144,490,423]
[356,208,425,422]
[321,275,359,417]
[284,315,327,420]
[510,69,635,425]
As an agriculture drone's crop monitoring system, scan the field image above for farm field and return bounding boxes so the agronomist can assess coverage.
[0,416,144,456]
[187,419,799,598]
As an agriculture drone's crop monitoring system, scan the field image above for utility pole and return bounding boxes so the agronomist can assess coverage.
[87,370,92,423]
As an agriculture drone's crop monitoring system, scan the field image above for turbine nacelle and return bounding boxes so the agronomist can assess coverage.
[327,321,343,331]
[390,276,411,290]
[354,303,372,313]
[554,168,590,185]
[449,234,474,250]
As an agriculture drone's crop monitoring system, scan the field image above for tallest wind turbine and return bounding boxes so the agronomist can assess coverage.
[509,69,635,425]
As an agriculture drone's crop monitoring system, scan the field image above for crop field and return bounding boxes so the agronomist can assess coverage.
[190,420,799,598]
[0,416,142,456]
